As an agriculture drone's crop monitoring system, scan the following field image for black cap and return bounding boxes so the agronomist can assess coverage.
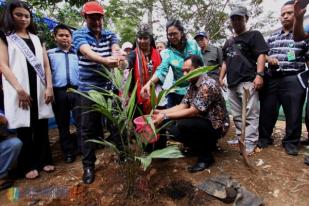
[230,7,249,18]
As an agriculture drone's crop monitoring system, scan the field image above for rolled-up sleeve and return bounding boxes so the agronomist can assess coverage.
[155,50,170,84]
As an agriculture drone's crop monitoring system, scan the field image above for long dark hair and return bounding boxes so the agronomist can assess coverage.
[0,0,36,35]
[166,19,187,49]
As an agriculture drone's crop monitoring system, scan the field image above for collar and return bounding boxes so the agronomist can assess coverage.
[54,47,75,54]
[202,45,212,53]
[85,26,107,37]
[195,74,207,87]
[279,28,292,36]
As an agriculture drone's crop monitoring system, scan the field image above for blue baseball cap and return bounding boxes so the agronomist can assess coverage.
[194,31,208,39]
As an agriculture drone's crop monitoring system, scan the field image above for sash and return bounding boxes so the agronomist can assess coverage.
[134,47,161,114]
[7,33,46,86]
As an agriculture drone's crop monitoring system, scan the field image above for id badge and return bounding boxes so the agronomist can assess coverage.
[287,50,296,61]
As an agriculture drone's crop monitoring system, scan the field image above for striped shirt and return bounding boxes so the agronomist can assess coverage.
[73,27,119,91]
[267,30,309,73]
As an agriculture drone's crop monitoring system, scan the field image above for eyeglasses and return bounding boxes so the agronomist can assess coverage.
[167,32,180,38]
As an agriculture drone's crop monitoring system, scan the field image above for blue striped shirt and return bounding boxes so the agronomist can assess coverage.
[48,47,79,88]
[73,27,119,91]
[267,30,309,73]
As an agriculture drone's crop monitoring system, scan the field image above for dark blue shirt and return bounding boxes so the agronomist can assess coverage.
[73,27,119,92]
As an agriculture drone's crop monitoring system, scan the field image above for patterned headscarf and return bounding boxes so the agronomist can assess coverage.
[137,23,153,37]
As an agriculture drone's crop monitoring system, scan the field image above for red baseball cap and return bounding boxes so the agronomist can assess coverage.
[82,1,104,16]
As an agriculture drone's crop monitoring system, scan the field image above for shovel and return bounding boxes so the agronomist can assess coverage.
[239,87,254,170]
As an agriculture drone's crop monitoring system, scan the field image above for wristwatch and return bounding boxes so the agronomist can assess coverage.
[163,113,169,120]
[256,71,265,77]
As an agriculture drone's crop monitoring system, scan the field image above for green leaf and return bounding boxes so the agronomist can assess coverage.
[146,145,184,159]
[167,65,217,94]
[127,83,138,121]
[123,70,133,99]
[135,146,183,171]
[150,82,156,110]
[87,139,120,154]
[135,156,152,171]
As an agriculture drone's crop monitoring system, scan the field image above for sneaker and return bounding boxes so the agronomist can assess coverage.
[227,137,239,145]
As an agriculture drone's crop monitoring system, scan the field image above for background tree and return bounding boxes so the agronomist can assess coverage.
[26,0,275,46]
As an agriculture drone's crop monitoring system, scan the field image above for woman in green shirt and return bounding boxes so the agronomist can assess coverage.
[140,19,202,108]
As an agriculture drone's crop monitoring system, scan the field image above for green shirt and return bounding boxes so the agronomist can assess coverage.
[156,39,202,95]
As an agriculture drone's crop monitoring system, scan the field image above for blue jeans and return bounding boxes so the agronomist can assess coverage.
[0,137,22,179]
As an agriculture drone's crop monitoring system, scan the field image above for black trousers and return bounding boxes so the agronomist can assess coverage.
[17,119,53,174]
[80,96,103,169]
[170,118,221,162]
[52,88,81,155]
[259,74,306,146]
[305,89,309,140]
[80,96,122,169]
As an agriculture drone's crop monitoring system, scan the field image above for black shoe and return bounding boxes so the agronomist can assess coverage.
[82,168,95,184]
[304,156,309,166]
[257,138,273,148]
[283,143,299,156]
[64,154,76,164]
[187,159,215,173]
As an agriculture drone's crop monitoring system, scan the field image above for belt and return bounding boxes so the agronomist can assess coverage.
[268,70,304,77]
[53,85,78,90]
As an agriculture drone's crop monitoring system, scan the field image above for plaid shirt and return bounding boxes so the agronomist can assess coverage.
[267,30,309,73]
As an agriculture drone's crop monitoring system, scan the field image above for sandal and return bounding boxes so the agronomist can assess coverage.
[25,170,39,179]
[43,165,55,173]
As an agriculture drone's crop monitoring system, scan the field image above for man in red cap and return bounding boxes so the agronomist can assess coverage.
[73,1,124,184]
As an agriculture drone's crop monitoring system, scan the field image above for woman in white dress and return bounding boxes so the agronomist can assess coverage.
[0,0,54,179]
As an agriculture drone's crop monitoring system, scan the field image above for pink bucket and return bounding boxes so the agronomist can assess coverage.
[133,115,160,143]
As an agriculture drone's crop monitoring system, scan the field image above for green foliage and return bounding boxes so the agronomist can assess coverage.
[33,12,55,49]
[53,4,83,29]
[135,146,183,171]
[105,0,142,43]
[28,0,86,9]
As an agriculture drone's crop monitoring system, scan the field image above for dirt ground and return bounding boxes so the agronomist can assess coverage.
[0,121,309,206]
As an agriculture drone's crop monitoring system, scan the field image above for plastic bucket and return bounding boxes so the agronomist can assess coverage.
[133,115,160,143]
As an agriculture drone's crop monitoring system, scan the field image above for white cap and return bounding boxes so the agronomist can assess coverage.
[121,42,133,50]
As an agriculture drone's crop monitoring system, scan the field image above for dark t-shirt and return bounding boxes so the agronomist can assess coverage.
[222,30,269,88]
